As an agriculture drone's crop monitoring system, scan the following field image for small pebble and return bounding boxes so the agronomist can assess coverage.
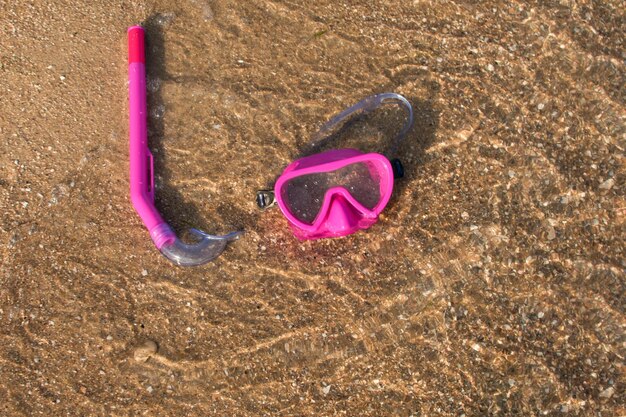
[486,64,494,72]
[133,340,158,362]
[599,386,614,399]
[141,269,148,276]
[322,385,331,395]
[150,104,165,119]
[147,77,161,93]
[201,3,214,21]
[599,178,614,190]
[155,13,175,26]
[472,343,481,352]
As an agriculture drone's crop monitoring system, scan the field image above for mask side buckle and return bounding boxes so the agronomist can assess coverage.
[256,190,276,210]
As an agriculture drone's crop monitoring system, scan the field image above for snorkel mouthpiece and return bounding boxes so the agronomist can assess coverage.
[128,26,241,266]
[152,224,242,267]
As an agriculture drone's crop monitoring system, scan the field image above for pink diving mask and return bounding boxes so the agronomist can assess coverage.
[258,93,413,240]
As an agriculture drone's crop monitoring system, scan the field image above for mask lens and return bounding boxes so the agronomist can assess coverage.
[281,161,383,224]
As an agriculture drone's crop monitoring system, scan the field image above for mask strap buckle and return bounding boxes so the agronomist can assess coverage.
[256,190,276,210]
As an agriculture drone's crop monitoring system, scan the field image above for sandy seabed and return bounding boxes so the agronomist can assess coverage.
[1,0,624,416]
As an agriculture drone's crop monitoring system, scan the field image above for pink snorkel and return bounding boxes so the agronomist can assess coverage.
[128,26,241,266]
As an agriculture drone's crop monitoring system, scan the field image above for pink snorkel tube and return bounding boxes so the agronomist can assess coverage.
[128,26,241,266]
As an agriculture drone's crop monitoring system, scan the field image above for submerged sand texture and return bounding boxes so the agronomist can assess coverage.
[1,0,624,415]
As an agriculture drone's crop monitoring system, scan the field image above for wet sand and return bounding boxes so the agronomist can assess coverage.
[1,0,624,415]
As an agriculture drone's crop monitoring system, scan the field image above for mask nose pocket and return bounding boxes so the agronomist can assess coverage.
[325,194,362,234]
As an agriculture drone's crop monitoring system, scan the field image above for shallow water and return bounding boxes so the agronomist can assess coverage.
[1,0,624,415]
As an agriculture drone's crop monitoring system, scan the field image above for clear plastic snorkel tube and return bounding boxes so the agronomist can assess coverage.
[128,26,241,266]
